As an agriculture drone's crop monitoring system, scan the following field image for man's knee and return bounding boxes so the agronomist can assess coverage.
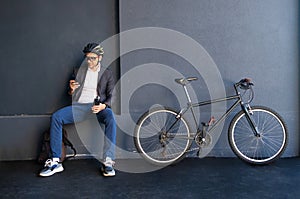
[52,111,63,123]
[106,113,116,126]
[100,109,116,125]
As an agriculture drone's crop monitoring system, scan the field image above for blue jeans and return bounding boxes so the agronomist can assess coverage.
[50,103,116,160]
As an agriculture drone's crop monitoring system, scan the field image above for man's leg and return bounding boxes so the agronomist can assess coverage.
[96,108,117,160]
[96,107,116,177]
[50,105,74,159]
[50,104,91,159]
[40,104,91,177]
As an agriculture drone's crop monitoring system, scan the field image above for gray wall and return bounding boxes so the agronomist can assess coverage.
[0,0,298,160]
[119,0,299,157]
[0,0,119,160]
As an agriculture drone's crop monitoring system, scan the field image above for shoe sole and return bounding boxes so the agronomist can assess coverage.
[39,166,64,177]
[101,167,115,177]
[103,172,115,177]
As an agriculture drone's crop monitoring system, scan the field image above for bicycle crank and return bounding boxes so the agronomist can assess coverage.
[195,132,212,147]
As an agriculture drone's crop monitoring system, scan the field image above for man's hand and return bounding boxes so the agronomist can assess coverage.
[92,103,106,114]
[69,80,80,94]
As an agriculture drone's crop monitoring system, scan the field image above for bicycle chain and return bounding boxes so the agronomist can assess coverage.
[146,133,209,159]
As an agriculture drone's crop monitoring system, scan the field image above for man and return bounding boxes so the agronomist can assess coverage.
[39,43,117,177]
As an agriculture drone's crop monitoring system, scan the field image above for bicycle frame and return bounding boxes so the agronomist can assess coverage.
[135,78,287,165]
[175,81,260,137]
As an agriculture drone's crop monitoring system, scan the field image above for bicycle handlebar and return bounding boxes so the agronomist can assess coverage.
[236,78,254,90]
[235,78,254,104]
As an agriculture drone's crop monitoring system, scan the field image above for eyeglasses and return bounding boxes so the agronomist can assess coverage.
[85,56,98,61]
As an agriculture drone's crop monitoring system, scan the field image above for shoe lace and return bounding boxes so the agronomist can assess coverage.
[104,158,115,167]
[44,159,57,167]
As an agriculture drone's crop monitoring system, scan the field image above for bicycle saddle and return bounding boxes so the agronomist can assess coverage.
[175,77,198,85]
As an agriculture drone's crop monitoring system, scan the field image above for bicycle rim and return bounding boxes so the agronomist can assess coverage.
[134,108,191,165]
[229,106,288,165]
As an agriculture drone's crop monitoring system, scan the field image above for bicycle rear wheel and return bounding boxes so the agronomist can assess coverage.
[134,107,192,166]
[228,106,288,165]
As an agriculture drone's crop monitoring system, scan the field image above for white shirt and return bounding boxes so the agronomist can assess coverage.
[78,66,100,103]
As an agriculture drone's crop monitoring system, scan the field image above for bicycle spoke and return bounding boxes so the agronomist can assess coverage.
[135,108,191,165]
[229,106,287,164]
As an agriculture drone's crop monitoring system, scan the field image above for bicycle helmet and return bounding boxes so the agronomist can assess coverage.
[83,43,104,55]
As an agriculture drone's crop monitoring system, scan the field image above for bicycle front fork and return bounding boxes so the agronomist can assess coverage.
[242,104,260,137]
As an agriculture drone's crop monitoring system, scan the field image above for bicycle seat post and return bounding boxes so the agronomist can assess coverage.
[175,77,198,105]
[175,77,199,127]
[183,85,192,104]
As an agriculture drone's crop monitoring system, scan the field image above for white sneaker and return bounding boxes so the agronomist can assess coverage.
[39,159,64,177]
[101,157,115,177]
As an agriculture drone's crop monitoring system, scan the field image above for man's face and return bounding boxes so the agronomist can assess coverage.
[85,52,102,69]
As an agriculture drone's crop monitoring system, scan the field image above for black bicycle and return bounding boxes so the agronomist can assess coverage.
[134,77,288,165]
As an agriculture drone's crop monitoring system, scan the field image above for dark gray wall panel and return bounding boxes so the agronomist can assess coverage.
[119,0,299,157]
[0,0,119,160]
[0,0,118,115]
[0,116,50,160]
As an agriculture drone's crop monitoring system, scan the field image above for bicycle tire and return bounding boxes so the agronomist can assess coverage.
[134,107,192,166]
[228,106,288,165]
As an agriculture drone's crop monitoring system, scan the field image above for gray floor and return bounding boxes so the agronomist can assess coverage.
[1,157,300,199]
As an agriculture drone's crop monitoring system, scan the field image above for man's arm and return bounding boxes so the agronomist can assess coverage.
[103,70,115,108]
[92,70,115,113]
[68,68,80,95]
[68,80,80,95]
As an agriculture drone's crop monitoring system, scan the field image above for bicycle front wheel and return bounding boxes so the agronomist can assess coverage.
[228,106,288,165]
[134,107,191,166]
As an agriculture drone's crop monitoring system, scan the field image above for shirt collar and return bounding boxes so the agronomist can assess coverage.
[87,64,101,72]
